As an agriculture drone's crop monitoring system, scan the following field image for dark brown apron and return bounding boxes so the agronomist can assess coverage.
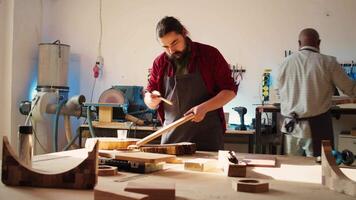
[161,67,224,151]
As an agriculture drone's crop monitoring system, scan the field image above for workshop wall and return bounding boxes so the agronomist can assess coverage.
[0,0,15,155]
[0,0,9,156]
[0,0,42,152]
[41,0,356,126]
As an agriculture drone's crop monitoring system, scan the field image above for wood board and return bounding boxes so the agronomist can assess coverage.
[184,158,216,172]
[124,181,175,200]
[86,137,139,150]
[139,142,196,155]
[115,151,176,163]
[218,151,277,167]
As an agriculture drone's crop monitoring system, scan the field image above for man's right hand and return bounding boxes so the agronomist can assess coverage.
[144,90,162,109]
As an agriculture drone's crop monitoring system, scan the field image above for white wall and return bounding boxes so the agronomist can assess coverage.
[0,0,14,156]
[41,0,356,125]
[0,0,42,152]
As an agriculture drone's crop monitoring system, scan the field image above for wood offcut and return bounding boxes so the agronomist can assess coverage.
[232,179,269,193]
[1,136,98,189]
[98,165,118,176]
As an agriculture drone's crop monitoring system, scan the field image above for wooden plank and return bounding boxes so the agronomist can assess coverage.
[184,158,216,172]
[85,137,140,150]
[95,187,149,200]
[1,136,98,189]
[115,152,176,163]
[139,142,196,155]
[124,181,175,200]
[218,151,276,167]
[241,156,276,167]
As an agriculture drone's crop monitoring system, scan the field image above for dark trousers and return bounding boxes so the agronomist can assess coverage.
[309,111,334,157]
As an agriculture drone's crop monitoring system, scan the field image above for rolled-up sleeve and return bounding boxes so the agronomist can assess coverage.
[146,60,159,92]
[212,49,237,94]
[330,58,356,97]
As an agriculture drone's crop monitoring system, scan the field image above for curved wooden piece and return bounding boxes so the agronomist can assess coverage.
[1,136,98,189]
[321,140,356,197]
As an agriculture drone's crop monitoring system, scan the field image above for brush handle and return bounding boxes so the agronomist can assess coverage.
[159,97,173,106]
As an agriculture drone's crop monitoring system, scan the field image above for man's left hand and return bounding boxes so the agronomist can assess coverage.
[185,104,208,123]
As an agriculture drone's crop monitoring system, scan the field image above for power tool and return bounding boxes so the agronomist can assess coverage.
[232,106,247,130]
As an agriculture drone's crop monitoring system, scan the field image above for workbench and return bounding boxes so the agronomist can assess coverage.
[80,122,255,153]
[255,97,356,154]
[1,148,355,200]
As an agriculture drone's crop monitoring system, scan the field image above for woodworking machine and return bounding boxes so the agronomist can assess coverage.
[98,85,157,124]
[19,41,88,154]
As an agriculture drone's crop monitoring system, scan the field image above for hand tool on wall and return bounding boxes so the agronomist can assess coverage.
[128,113,195,149]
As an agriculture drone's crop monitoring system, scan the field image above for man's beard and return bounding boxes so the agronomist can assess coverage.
[168,47,190,62]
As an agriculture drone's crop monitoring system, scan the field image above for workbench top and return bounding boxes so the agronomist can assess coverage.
[1,149,355,200]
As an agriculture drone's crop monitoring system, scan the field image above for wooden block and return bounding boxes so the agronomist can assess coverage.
[241,156,276,167]
[217,151,246,177]
[184,158,216,172]
[99,106,113,122]
[95,187,149,200]
[86,137,139,150]
[99,157,164,173]
[139,142,196,155]
[225,163,247,177]
[98,165,118,176]
[321,140,356,197]
[166,157,183,164]
[351,129,356,137]
[232,179,269,193]
[115,152,176,164]
[1,136,98,189]
[124,181,175,200]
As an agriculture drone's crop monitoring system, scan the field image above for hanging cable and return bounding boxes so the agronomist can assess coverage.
[30,118,49,153]
[90,78,97,103]
[98,0,103,58]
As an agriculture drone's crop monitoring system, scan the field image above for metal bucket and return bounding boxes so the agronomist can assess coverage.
[38,40,70,89]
